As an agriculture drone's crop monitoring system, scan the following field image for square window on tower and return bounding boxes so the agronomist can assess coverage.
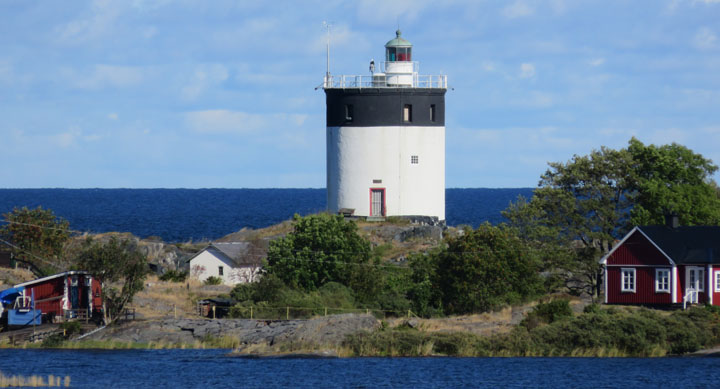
[411,155,419,164]
[403,104,412,122]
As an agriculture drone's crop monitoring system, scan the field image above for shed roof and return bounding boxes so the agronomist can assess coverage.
[14,270,90,288]
[638,226,720,264]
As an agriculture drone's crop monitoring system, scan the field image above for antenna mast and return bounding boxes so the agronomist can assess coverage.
[323,21,332,79]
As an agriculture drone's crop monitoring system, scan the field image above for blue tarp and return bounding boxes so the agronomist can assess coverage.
[0,286,24,305]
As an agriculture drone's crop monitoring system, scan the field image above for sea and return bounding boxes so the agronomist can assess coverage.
[1,349,718,388]
[0,188,534,242]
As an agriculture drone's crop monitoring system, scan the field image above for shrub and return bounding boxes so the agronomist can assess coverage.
[159,270,188,282]
[204,276,223,286]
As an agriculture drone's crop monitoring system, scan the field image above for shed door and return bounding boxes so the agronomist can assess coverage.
[370,189,384,217]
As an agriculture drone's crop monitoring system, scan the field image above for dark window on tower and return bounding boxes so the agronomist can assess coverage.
[345,104,354,121]
[218,266,224,276]
[430,104,436,122]
[403,104,412,122]
[411,155,419,164]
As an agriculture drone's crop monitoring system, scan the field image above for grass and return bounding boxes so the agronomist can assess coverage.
[0,372,71,387]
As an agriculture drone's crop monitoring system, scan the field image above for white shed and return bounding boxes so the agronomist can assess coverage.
[187,242,262,286]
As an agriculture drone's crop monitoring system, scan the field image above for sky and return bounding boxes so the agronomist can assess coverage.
[1,0,719,188]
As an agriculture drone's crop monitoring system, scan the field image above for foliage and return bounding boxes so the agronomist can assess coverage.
[627,138,720,226]
[406,252,443,317]
[264,214,375,295]
[433,223,544,315]
[521,299,573,330]
[60,321,82,336]
[503,138,720,297]
[229,280,360,319]
[159,269,188,282]
[203,276,222,286]
[75,237,149,324]
[344,306,720,357]
[0,206,71,276]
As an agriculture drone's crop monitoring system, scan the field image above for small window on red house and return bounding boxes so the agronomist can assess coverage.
[621,268,635,293]
[655,269,670,293]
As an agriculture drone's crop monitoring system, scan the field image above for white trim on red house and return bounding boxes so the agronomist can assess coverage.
[599,227,676,266]
[621,267,636,293]
[709,265,713,305]
[672,266,678,303]
[655,268,671,293]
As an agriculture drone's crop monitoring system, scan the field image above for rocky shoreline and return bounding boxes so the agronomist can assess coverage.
[83,314,380,351]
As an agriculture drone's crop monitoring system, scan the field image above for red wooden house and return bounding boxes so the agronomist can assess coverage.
[12,271,102,322]
[601,220,720,307]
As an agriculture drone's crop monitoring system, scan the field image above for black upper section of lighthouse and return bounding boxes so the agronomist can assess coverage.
[325,88,446,127]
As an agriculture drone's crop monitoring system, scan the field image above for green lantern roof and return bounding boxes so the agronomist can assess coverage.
[385,30,412,47]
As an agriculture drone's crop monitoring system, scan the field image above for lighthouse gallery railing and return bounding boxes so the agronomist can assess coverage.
[324,74,448,89]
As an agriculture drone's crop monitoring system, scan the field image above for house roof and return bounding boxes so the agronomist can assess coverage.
[14,270,90,288]
[637,226,720,264]
[188,242,262,267]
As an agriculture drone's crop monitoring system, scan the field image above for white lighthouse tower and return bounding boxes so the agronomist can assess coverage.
[324,30,447,222]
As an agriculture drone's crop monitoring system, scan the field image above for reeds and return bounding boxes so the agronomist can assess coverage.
[0,372,70,387]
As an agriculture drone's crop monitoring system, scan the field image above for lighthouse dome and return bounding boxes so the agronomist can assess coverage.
[385,30,412,47]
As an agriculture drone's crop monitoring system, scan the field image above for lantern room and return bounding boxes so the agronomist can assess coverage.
[383,30,416,87]
[385,30,412,61]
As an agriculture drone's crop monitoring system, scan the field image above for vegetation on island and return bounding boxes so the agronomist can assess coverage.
[2,137,720,355]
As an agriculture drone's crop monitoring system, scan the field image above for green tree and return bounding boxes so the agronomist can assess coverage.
[264,214,376,296]
[75,237,149,324]
[433,224,543,315]
[504,138,720,298]
[0,206,70,276]
[628,138,720,226]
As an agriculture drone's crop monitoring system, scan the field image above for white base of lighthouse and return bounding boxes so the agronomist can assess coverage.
[327,125,445,220]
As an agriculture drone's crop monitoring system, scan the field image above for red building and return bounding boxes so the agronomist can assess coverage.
[601,221,720,307]
[12,271,103,322]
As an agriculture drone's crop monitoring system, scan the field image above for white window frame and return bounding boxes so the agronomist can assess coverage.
[687,266,705,292]
[655,269,670,293]
[715,271,720,293]
[621,268,636,293]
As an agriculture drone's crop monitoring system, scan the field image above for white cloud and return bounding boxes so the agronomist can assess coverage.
[64,65,144,90]
[355,0,435,25]
[108,113,119,120]
[693,27,717,49]
[180,64,229,101]
[519,63,536,78]
[588,58,606,67]
[185,110,308,134]
[56,0,123,44]
[503,1,534,18]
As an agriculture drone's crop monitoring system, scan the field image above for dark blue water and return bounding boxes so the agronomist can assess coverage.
[0,188,533,242]
[0,349,717,388]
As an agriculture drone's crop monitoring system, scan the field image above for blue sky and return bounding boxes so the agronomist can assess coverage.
[1,0,719,188]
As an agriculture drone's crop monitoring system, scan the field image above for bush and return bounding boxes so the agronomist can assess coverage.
[204,276,223,286]
[523,299,573,329]
[159,270,188,282]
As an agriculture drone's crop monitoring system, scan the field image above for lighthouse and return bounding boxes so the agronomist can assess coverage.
[324,30,447,222]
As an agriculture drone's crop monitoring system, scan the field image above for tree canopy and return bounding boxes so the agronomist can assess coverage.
[264,214,375,294]
[75,237,149,324]
[433,224,544,315]
[0,206,70,276]
[504,138,720,297]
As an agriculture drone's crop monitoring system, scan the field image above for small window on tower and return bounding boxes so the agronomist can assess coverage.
[403,104,412,122]
[411,155,419,164]
[218,266,224,276]
[345,104,354,122]
[430,105,436,122]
